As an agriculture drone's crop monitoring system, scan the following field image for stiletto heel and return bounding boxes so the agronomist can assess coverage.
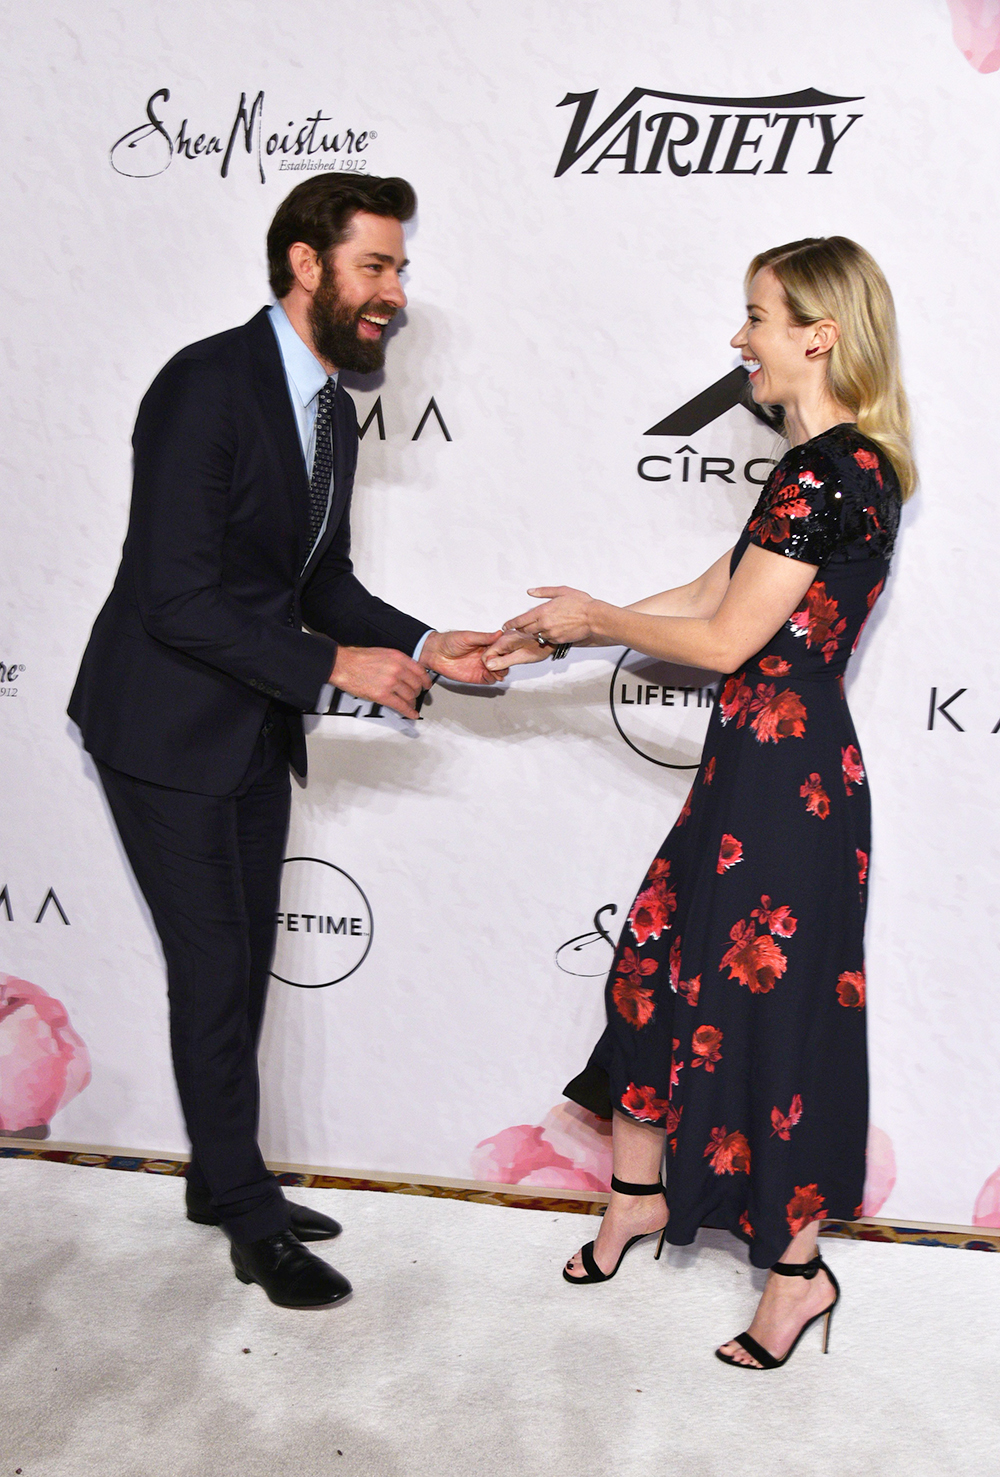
[563,1175,668,1285]
[714,1253,840,1369]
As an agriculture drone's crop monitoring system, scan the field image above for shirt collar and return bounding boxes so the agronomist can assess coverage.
[267,300,337,409]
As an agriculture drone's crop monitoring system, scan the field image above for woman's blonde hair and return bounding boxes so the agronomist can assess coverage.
[747,236,916,500]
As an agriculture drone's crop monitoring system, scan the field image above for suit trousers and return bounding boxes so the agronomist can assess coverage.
[96,714,293,1244]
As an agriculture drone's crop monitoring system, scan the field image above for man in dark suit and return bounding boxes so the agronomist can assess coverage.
[69,175,501,1308]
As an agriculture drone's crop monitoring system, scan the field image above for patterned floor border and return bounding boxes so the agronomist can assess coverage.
[3,1144,997,1252]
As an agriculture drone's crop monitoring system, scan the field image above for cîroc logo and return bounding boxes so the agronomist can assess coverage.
[555,87,863,177]
[270,858,373,988]
[111,88,377,183]
[611,652,719,769]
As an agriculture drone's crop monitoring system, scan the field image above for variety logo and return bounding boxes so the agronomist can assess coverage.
[610,651,718,769]
[111,87,377,183]
[270,857,372,988]
[556,904,618,977]
[555,87,863,177]
[0,660,24,698]
[0,886,70,924]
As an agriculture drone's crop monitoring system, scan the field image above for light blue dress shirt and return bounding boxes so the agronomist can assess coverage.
[266,303,431,712]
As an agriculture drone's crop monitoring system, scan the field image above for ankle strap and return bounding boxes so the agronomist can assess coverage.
[610,1175,665,1196]
[770,1254,824,1279]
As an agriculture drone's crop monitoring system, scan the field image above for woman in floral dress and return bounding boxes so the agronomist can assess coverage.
[484,237,913,1368]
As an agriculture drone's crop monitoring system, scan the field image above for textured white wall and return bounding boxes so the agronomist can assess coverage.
[2,0,998,1229]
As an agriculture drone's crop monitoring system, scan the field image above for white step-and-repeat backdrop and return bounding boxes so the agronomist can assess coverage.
[3,0,1000,1230]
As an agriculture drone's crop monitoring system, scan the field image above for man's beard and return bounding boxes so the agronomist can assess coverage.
[308,266,396,374]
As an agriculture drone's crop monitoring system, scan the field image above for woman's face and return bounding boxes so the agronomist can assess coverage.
[731,267,819,407]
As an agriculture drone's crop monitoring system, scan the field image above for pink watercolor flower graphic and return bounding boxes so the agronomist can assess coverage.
[861,1124,897,1217]
[471,1102,611,1192]
[948,0,1000,72]
[0,975,91,1132]
[973,1164,1000,1228]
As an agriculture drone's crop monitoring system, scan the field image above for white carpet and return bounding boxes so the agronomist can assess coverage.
[2,1159,998,1477]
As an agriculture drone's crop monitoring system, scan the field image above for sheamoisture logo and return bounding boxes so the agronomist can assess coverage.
[554,87,863,177]
[111,88,377,183]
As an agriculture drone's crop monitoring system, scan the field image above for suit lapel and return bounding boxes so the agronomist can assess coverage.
[244,308,311,571]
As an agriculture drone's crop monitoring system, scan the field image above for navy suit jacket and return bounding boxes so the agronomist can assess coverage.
[69,308,429,794]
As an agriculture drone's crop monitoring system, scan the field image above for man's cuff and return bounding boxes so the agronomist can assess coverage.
[413,629,435,665]
[315,682,336,715]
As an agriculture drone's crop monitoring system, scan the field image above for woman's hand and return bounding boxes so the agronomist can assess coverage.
[481,628,554,669]
[484,587,604,671]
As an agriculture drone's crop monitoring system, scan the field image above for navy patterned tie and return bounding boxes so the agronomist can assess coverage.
[305,377,337,561]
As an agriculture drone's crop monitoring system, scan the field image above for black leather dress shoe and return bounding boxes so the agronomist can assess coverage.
[230,1232,352,1308]
[186,1187,342,1241]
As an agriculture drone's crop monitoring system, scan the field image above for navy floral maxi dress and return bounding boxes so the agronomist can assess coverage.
[565,424,901,1269]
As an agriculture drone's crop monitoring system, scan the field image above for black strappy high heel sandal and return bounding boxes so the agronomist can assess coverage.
[714,1253,840,1369]
[562,1175,668,1285]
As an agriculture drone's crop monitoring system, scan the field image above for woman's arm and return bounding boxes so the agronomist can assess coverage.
[485,550,738,668]
[626,548,735,620]
[486,545,818,675]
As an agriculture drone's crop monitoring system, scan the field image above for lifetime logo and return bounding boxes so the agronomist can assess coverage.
[618,679,718,710]
[554,87,863,177]
[275,911,365,935]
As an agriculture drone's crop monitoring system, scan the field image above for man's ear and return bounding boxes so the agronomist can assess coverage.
[286,242,323,295]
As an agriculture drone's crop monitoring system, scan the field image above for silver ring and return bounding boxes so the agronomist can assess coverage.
[534,634,549,648]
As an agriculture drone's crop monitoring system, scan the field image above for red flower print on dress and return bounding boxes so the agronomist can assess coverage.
[749,482,813,546]
[646,857,670,884]
[720,918,789,994]
[751,895,798,937]
[799,772,830,819]
[717,833,743,873]
[677,974,701,1007]
[836,970,866,1008]
[749,684,807,743]
[621,1082,672,1123]
[853,446,883,486]
[759,656,792,676]
[704,1127,751,1175]
[788,581,847,663]
[669,1038,684,1098]
[842,745,866,795]
[852,578,886,653]
[787,1184,826,1235]
[669,936,682,992]
[665,1103,682,1135]
[739,1209,754,1237]
[612,949,658,1028]
[703,756,716,785]
[690,1024,723,1071]
[857,849,868,886]
[628,879,676,946]
[676,789,693,826]
[719,672,753,727]
[770,1094,803,1139]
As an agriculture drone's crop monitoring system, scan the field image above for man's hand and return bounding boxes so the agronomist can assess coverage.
[420,630,508,684]
[329,646,433,721]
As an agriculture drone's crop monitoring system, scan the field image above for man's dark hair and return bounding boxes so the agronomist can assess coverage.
[267,174,417,298]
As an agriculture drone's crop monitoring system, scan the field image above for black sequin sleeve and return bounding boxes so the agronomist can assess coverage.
[746,443,842,566]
